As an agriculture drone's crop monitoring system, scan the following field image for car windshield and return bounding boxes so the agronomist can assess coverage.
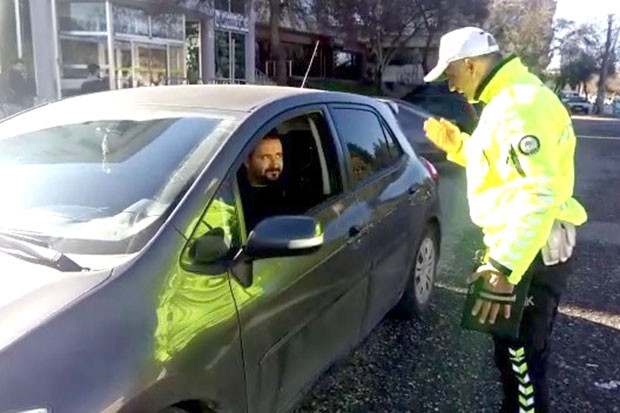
[0,104,239,256]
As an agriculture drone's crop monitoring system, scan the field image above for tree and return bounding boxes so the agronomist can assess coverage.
[417,0,489,73]
[595,14,620,114]
[252,0,313,85]
[313,0,425,87]
[561,51,598,93]
[558,23,599,94]
[484,0,557,75]
[313,0,489,88]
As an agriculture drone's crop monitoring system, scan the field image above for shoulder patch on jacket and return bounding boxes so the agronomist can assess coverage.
[518,135,540,155]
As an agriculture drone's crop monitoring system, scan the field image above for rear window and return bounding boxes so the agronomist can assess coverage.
[331,108,398,184]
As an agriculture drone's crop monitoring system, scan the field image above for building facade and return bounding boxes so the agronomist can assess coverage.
[252,4,367,84]
[0,0,37,100]
[1,0,257,102]
[254,25,367,82]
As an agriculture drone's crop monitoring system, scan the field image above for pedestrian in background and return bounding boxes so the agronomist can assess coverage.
[1,58,36,116]
[423,27,588,412]
[81,63,108,95]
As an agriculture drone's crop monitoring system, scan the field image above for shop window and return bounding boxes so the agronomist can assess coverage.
[0,0,35,74]
[215,31,246,81]
[59,36,109,84]
[151,14,185,40]
[230,0,246,14]
[215,0,245,14]
[57,2,107,32]
[61,67,90,80]
[333,51,362,80]
[215,0,229,11]
[113,6,149,36]
[186,21,201,84]
[60,37,107,66]
[169,46,185,85]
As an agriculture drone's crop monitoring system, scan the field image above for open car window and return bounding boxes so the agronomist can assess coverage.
[236,111,343,235]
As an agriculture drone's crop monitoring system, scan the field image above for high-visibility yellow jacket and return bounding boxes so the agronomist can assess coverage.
[446,56,588,285]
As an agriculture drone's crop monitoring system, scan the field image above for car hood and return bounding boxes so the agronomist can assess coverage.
[0,252,111,351]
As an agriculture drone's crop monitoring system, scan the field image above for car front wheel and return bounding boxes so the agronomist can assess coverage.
[394,224,438,319]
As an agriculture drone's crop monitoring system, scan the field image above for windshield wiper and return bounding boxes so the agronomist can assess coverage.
[0,228,51,247]
[0,233,85,272]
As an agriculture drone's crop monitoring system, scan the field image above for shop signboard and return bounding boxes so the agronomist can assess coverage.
[215,10,249,32]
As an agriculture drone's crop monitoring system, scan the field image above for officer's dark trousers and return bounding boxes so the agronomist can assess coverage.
[493,256,570,413]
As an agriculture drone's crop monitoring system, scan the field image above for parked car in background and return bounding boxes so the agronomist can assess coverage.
[377,97,445,163]
[401,81,480,134]
[565,95,592,114]
[559,91,581,103]
[0,85,441,413]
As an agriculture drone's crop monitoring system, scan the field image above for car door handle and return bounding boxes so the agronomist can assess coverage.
[408,185,422,196]
[348,225,368,242]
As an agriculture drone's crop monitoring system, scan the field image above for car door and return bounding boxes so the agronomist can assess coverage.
[329,105,426,332]
[229,107,371,413]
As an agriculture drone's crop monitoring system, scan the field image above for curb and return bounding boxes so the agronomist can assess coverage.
[572,115,620,121]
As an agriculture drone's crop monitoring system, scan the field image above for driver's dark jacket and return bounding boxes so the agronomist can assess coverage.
[237,171,291,232]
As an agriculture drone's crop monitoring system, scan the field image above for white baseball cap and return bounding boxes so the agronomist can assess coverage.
[424,27,500,83]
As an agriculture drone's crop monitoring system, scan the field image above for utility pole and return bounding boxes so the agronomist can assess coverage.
[595,14,619,115]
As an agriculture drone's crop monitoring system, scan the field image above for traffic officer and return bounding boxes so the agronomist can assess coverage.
[422,27,588,412]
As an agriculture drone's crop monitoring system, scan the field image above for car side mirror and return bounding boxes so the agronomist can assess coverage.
[191,227,231,265]
[245,215,324,260]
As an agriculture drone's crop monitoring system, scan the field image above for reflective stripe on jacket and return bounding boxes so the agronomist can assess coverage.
[446,55,588,284]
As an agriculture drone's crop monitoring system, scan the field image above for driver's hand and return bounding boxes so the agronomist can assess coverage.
[467,265,515,325]
[423,117,463,153]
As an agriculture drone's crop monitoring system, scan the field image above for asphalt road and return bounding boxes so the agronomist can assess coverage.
[296,117,620,413]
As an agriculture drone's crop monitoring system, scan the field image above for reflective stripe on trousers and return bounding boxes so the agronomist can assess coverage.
[492,255,570,413]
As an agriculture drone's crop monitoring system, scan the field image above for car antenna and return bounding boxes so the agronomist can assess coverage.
[301,40,320,88]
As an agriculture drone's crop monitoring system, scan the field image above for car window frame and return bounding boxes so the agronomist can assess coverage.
[379,115,406,162]
[180,172,244,274]
[328,104,406,190]
[227,104,350,241]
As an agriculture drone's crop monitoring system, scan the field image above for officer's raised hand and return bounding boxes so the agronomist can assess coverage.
[467,265,515,325]
[423,117,463,153]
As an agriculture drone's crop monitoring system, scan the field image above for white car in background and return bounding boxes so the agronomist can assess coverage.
[564,96,592,114]
[560,91,580,102]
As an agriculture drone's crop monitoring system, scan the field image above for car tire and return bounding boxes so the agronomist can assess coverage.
[394,224,439,319]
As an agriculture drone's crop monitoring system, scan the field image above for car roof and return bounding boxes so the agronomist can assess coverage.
[375,96,433,118]
[5,85,393,137]
[50,84,326,113]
